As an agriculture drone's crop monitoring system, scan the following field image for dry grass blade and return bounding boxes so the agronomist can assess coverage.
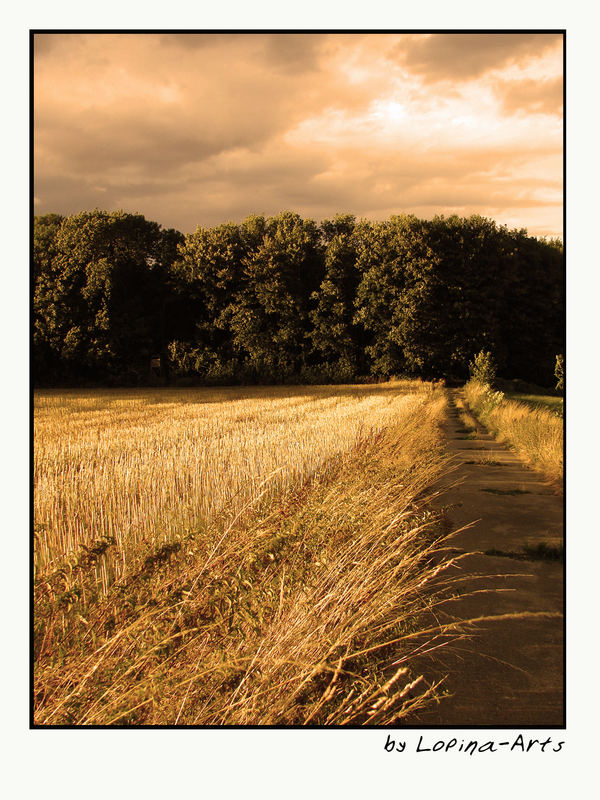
[34,382,465,726]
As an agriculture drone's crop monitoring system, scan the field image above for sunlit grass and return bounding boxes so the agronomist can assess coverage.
[34,381,433,590]
[505,392,563,416]
[464,380,563,487]
[34,381,458,726]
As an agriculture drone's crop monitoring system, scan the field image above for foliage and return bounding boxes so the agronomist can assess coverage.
[33,210,183,384]
[468,350,498,386]
[554,354,564,392]
[229,212,323,380]
[33,208,563,386]
[396,215,505,379]
[310,214,362,374]
[354,215,422,377]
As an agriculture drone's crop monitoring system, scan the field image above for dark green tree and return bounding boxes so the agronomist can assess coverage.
[499,229,564,385]
[228,212,324,381]
[309,214,362,380]
[33,214,65,383]
[354,215,429,377]
[33,207,564,388]
[395,215,507,379]
[33,210,180,384]
[168,221,248,382]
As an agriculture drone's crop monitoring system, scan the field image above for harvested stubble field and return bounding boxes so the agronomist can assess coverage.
[34,381,458,725]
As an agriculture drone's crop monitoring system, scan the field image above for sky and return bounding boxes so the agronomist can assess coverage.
[34,32,564,239]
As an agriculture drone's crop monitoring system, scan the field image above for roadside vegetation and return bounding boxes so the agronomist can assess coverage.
[34,382,460,725]
[502,391,563,416]
[496,375,564,416]
[463,380,563,487]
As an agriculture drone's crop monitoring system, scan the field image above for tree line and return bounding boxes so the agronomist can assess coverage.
[33,209,564,387]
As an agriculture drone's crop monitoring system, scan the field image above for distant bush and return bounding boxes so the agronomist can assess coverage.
[477,383,505,414]
[554,354,564,392]
[468,350,497,386]
[300,356,358,385]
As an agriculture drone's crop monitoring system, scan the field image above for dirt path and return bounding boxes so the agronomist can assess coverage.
[409,388,564,726]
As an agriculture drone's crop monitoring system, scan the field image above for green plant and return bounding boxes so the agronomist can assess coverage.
[554,354,564,392]
[477,384,505,414]
[468,350,497,387]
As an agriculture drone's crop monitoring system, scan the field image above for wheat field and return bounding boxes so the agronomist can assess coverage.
[34,381,435,587]
[34,381,457,725]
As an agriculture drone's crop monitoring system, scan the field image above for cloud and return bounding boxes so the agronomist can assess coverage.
[34,33,337,177]
[33,32,564,239]
[394,33,562,83]
[494,77,563,116]
[261,33,326,74]
[159,33,240,50]
[159,31,326,74]
[33,34,59,57]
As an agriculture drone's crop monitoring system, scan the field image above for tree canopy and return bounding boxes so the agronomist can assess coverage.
[33,209,564,387]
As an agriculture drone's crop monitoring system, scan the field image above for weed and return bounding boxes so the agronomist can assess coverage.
[480,488,531,496]
[485,543,563,562]
[468,350,497,386]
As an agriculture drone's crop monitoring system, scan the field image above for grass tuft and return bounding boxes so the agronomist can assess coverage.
[480,487,531,496]
[485,543,564,562]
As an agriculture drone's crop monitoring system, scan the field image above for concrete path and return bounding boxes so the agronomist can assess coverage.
[409,389,564,727]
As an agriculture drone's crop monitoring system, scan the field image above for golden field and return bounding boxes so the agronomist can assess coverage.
[34,381,457,725]
[35,381,435,586]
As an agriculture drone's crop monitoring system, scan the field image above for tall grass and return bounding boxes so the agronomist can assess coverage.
[505,392,564,416]
[34,384,458,726]
[464,380,563,486]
